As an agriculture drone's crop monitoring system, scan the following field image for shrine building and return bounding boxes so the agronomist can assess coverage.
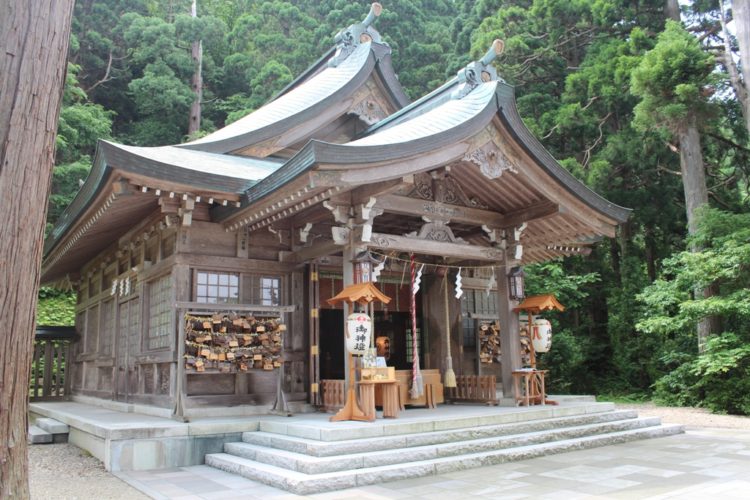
[41,3,629,419]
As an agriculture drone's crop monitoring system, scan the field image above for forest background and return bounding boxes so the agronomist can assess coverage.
[39,0,750,415]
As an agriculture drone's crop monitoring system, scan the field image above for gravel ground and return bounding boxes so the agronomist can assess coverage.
[29,443,148,499]
[615,402,750,430]
[28,403,750,499]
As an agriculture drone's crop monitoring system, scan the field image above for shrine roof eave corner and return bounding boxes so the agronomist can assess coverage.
[43,145,112,259]
[493,83,631,225]
[42,139,278,270]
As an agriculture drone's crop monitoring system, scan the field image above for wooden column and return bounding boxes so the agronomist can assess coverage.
[497,261,521,399]
[172,264,191,420]
[308,264,321,405]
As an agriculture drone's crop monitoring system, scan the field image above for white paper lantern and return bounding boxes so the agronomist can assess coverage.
[531,319,552,353]
[346,313,372,355]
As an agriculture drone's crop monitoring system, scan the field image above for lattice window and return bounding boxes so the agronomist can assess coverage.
[240,273,282,305]
[195,271,239,304]
[259,276,281,306]
[147,275,172,350]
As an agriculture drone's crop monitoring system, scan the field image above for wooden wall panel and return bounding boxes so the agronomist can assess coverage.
[187,374,235,395]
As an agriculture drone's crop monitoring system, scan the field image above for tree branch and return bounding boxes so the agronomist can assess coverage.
[582,111,611,168]
[656,163,682,176]
[84,50,114,93]
[706,131,750,153]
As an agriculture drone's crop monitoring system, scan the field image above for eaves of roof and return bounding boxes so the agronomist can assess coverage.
[225,80,630,225]
[43,141,283,259]
[493,83,631,224]
[43,147,112,257]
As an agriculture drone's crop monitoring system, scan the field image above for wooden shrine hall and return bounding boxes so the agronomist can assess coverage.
[40,3,629,419]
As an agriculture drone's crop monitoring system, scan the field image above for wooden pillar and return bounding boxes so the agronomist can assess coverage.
[308,264,320,405]
[342,245,354,389]
[172,264,191,420]
[497,261,521,399]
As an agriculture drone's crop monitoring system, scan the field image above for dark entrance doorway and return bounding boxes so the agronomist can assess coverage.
[318,308,424,381]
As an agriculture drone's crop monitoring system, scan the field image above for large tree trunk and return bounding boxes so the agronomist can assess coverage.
[0,1,74,497]
[677,117,718,351]
[665,0,681,21]
[188,0,202,136]
[733,0,750,133]
[677,119,709,237]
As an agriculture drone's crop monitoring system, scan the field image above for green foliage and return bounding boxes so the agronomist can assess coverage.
[48,158,92,228]
[639,209,750,414]
[654,333,750,415]
[637,208,750,337]
[631,21,715,133]
[537,329,589,393]
[57,64,114,164]
[525,260,599,310]
[36,288,76,326]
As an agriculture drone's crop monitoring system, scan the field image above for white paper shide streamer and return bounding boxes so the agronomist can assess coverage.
[454,267,463,299]
[372,258,386,283]
[412,264,424,295]
[485,270,496,297]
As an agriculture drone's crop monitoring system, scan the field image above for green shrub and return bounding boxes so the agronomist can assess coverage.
[37,287,76,326]
[537,329,588,394]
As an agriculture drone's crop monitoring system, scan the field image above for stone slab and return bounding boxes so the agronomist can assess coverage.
[206,423,685,495]
[229,417,662,475]
[241,409,639,458]
[28,425,53,444]
[35,417,70,435]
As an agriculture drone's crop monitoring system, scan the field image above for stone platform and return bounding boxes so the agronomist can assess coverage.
[30,395,681,485]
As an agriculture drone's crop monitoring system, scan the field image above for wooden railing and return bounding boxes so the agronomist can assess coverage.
[446,375,498,405]
[30,326,78,402]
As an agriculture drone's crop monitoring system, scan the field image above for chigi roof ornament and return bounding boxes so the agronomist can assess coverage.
[452,39,505,99]
[328,2,384,68]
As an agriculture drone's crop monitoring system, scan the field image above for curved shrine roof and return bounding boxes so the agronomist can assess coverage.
[101,142,283,191]
[41,20,631,282]
[178,42,384,154]
[233,79,630,226]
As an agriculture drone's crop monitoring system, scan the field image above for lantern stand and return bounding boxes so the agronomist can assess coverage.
[326,276,391,423]
[512,294,565,406]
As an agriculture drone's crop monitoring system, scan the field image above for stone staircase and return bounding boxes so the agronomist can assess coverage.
[28,417,69,444]
[205,404,683,495]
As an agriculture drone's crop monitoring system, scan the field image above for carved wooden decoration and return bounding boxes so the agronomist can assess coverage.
[464,146,518,179]
[409,171,488,209]
[406,217,467,244]
[350,99,387,125]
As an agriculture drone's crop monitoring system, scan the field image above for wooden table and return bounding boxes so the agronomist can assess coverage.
[512,369,548,406]
[359,380,400,420]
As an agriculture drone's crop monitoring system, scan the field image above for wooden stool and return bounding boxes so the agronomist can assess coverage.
[511,369,548,406]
